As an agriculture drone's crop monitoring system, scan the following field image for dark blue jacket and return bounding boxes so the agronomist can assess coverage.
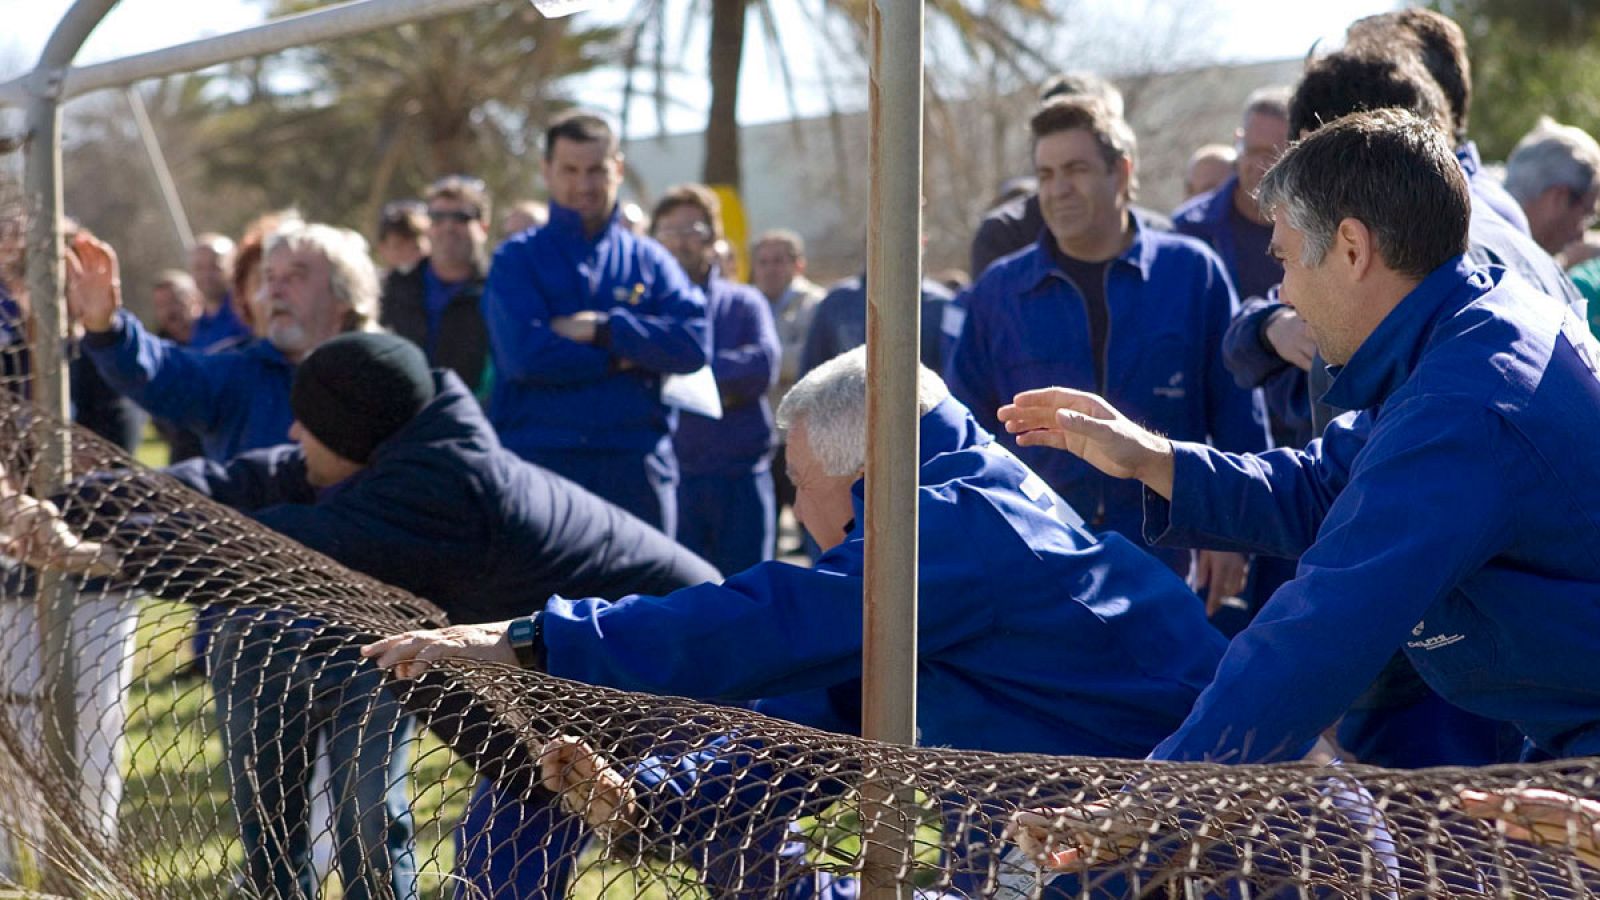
[190,297,251,352]
[1171,175,1284,303]
[482,202,710,456]
[167,372,720,625]
[673,271,780,476]
[798,274,953,377]
[946,224,1270,573]
[82,310,294,462]
[1220,289,1314,448]
[1147,257,1600,763]
[540,397,1226,757]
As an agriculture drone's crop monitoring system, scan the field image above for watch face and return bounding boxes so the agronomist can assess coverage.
[508,617,534,644]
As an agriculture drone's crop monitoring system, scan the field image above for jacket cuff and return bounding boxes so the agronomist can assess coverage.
[82,310,129,348]
[592,317,613,350]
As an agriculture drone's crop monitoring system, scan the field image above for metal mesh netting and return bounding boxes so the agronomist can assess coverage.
[0,356,1598,898]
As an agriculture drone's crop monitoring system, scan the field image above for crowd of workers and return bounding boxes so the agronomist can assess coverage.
[4,5,1600,898]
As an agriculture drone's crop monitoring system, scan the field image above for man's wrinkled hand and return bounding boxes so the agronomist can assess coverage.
[0,492,117,577]
[1263,307,1318,372]
[997,388,1176,499]
[551,311,608,345]
[360,621,517,679]
[1007,801,1151,871]
[539,735,640,838]
[1460,788,1600,869]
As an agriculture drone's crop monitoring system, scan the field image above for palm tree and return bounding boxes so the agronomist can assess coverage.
[617,0,1056,196]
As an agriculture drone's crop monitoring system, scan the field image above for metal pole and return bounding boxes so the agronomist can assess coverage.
[861,0,922,894]
[124,87,194,253]
[0,0,521,109]
[22,0,121,882]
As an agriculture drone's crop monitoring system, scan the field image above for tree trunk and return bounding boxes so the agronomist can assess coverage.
[703,0,747,191]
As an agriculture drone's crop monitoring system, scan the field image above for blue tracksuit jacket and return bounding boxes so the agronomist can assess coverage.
[798,274,953,377]
[482,202,709,457]
[946,224,1270,574]
[538,397,1226,757]
[673,270,780,476]
[166,371,719,626]
[82,309,294,461]
[1146,257,1600,763]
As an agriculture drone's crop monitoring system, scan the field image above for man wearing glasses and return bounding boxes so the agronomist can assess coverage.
[379,176,494,397]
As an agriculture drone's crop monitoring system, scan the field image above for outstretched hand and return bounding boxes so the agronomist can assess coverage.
[996,388,1176,499]
[64,232,122,333]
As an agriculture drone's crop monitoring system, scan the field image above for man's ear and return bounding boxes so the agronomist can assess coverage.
[1336,217,1377,280]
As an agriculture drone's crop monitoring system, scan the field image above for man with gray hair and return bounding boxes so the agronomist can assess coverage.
[1173,86,1292,304]
[999,108,1600,771]
[1505,116,1600,256]
[366,344,1227,899]
[71,222,382,462]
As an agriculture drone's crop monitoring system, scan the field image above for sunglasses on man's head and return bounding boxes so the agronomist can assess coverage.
[429,209,480,224]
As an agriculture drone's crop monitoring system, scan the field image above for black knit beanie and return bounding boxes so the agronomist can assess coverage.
[290,333,436,463]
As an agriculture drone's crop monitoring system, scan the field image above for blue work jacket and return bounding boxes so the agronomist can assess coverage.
[82,310,294,461]
[673,271,780,477]
[482,202,710,456]
[1147,257,1600,763]
[539,397,1226,757]
[1171,175,1284,303]
[167,372,719,625]
[799,274,953,377]
[190,297,251,352]
[946,224,1270,573]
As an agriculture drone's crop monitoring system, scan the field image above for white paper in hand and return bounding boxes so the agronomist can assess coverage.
[527,0,603,17]
[662,366,723,420]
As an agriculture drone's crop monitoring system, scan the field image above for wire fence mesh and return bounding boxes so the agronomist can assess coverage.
[0,298,1596,899]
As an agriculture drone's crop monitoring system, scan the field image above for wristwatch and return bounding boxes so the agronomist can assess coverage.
[506,613,547,671]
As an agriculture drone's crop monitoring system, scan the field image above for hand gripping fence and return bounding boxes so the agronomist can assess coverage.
[1,342,1599,898]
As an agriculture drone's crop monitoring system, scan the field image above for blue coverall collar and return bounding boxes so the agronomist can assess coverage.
[545,200,623,243]
[1322,254,1489,411]
[1455,141,1483,176]
[1020,211,1157,294]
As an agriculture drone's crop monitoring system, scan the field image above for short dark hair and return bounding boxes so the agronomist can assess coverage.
[1038,71,1124,118]
[1288,50,1450,142]
[1029,95,1137,173]
[1258,108,1470,280]
[650,183,724,240]
[543,110,619,161]
[1347,8,1472,138]
[426,175,492,225]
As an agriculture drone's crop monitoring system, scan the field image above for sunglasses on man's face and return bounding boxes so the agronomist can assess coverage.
[429,209,480,225]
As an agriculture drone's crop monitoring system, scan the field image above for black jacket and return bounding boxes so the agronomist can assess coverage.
[380,259,491,394]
